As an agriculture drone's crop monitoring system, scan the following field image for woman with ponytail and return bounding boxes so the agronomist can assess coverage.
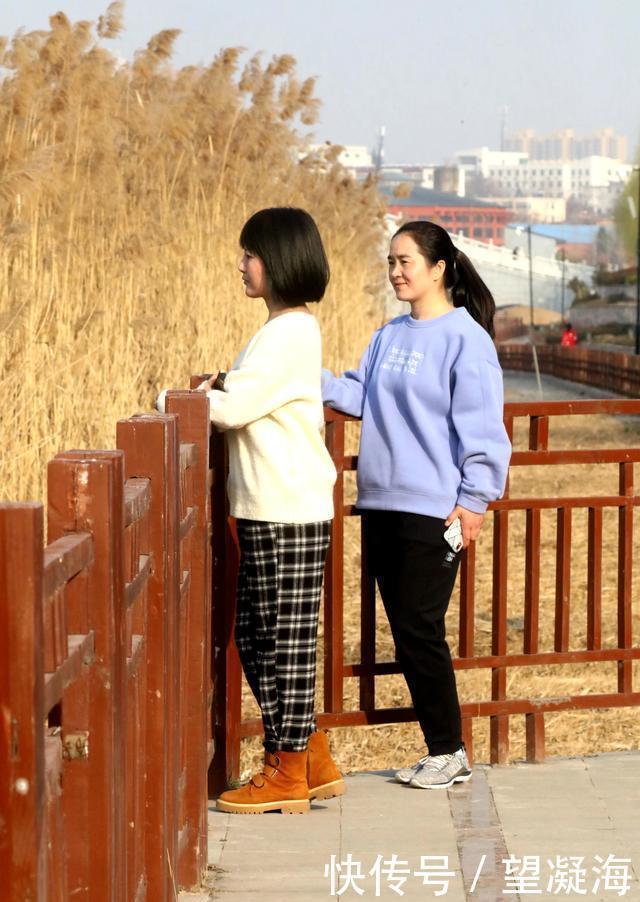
[322,221,511,790]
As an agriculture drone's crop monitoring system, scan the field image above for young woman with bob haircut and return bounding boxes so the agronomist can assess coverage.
[159,207,344,814]
[322,220,511,791]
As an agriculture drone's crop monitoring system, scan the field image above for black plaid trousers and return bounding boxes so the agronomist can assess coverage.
[235,519,332,752]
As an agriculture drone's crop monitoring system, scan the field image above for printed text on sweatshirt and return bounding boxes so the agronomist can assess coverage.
[322,308,511,518]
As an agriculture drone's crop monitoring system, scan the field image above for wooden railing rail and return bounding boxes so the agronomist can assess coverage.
[212,397,640,781]
[4,372,638,888]
[499,343,640,397]
[1,392,213,901]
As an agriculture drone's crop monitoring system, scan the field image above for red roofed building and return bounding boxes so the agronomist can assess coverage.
[382,186,512,245]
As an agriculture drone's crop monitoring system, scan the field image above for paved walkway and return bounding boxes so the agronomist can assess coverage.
[502,370,626,403]
[179,751,640,901]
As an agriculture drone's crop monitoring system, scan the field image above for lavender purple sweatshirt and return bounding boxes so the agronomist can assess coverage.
[321,308,511,517]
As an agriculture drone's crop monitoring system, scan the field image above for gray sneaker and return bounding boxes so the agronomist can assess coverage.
[395,754,430,784]
[409,747,471,790]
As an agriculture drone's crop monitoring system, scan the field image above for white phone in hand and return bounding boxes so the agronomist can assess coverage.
[443,517,463,553]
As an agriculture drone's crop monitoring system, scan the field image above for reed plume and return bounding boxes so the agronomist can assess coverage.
[0,8,386,503]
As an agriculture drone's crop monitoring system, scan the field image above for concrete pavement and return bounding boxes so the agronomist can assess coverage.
[179,751,640,901]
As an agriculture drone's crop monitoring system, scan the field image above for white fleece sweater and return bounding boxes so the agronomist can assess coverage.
[204,312,335,523]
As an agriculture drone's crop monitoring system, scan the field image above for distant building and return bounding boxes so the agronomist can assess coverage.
[505,223,606,265]
[336,145,373,168]
[455,146,631,214]
[481,196,566,223]
[504,128,628,163]
[375,164,465,195]
[303,143,374,174]
[382,185,511,245]
[456,147,528,179]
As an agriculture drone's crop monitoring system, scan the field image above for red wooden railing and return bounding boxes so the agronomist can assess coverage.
[499,343,640,397]
[1,392,213,901]
[215,398,640,780]
[494,316,528,343]
[3,372,639,895]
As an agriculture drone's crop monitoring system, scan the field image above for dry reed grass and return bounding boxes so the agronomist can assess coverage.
[0,7,386,505]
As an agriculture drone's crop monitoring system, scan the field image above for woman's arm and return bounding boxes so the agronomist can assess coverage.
[321,333,379,418]
[203,321,317,431]
[449,354,512,514]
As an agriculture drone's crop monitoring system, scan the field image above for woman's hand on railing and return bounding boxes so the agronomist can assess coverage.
[196,371,226,392]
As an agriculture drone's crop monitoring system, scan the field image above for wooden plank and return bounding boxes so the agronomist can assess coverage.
[359,516,376,711]
[503,398,640,418]
[234,688,640,734]
[124,479,151,528]
[180,442,198,471]
[126,635,146,679]
[529,415,549,451]
[323,416,345,714]
[48,451,127,902]
[117,414,181,902]
[491,496,640,511]
[44,633,95,712]
[166,390,211,889]
[525,713,545,763]
[461,718,474,765]
[510,449,640,466]
[343,646,640,676]
[490,510,509,764]
[617,462,634,693]
[44,731,67,902]
[179,506,198,541]
[524,508,541,654]
[0,504,46,902]
[125,554,153,610]
[43,532,94,599]
[458,542,476,658]
[587,507,603,650]
[555,508,572,652]
[208,427,242,795]
[503,415,513,497]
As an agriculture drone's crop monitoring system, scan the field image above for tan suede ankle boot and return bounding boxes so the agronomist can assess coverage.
[307,729,346,801]
[216,749,310,815]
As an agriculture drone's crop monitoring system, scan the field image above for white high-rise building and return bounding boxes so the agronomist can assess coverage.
[504,128,628,163]
[455,147,632,213]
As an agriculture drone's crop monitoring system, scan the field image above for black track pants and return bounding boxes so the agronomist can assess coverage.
[362,510,462,755]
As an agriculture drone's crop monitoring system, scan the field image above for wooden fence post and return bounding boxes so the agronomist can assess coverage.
[116,414,180,902]
[165,391,211,888]
[0,504,46,902]
[323,414,345,715]
[208,427,242,794]
[47,452,127,902]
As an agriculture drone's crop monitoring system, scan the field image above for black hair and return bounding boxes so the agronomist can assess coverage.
[393,220,496,338]
[239,207,330,305]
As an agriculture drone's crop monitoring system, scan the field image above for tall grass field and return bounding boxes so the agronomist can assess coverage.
[0,5,386,504]
[1,7,638,770]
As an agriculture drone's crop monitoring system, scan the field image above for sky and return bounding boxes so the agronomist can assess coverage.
[2,0,640,164]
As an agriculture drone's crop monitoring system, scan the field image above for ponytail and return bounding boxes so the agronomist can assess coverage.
[449,248,496,338]
[394,222,496,338]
